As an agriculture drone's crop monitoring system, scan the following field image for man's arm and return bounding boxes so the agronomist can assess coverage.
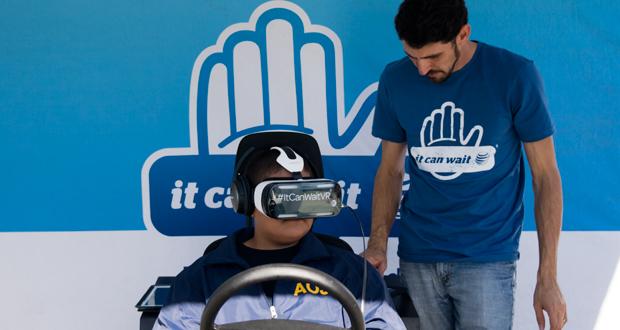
[363,140,407,275]
[523,136,567,330]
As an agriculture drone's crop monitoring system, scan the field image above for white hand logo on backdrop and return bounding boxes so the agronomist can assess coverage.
[411,101,496,180]
[192,0,379,156]
[141,1,382,234]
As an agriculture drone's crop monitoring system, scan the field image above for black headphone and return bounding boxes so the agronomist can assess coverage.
[230,146,257,217]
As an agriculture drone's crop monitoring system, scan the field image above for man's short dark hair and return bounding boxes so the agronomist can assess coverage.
[395,0,468,48]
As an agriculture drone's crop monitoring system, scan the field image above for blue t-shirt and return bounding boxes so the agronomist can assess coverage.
[372,42,554,263]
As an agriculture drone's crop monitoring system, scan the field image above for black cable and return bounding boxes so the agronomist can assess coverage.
[343,205,368,315]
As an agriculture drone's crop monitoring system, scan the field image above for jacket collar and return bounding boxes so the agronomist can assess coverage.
[203,227,333,268]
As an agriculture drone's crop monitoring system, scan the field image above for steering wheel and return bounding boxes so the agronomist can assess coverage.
[199,263,365,330]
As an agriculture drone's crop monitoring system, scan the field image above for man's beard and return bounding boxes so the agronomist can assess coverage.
[427,42,460,83]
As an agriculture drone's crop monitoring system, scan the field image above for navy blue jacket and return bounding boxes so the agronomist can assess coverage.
[154,228,405,329]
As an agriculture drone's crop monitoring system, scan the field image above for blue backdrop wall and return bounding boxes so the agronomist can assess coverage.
[1,0,618,233]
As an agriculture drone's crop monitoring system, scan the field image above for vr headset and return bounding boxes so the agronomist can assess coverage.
[254,178,342,219]
[230,132,343,220]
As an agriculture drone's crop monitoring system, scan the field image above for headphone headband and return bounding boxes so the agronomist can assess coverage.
[271,146,304,175]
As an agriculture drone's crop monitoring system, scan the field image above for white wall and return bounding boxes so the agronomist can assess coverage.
[1,231,618,329]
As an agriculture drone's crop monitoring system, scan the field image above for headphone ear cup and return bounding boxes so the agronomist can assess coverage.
[231,175,254,216]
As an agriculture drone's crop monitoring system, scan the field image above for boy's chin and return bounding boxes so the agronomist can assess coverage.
[276,227,311,243]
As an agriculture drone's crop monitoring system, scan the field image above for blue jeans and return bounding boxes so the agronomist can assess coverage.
[399,260,516,330]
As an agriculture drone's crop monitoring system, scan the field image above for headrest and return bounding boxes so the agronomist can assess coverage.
[233,132,324,178]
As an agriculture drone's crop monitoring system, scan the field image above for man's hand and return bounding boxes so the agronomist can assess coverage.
[534,278,567,330]
[360,245,388,275]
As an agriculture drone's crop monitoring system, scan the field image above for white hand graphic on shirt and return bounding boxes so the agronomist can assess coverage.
[411,101,496,180]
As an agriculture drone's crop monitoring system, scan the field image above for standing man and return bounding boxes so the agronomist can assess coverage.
[363,0,567,329]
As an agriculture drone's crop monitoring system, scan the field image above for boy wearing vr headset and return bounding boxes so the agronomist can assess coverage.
[154,132,405,330]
